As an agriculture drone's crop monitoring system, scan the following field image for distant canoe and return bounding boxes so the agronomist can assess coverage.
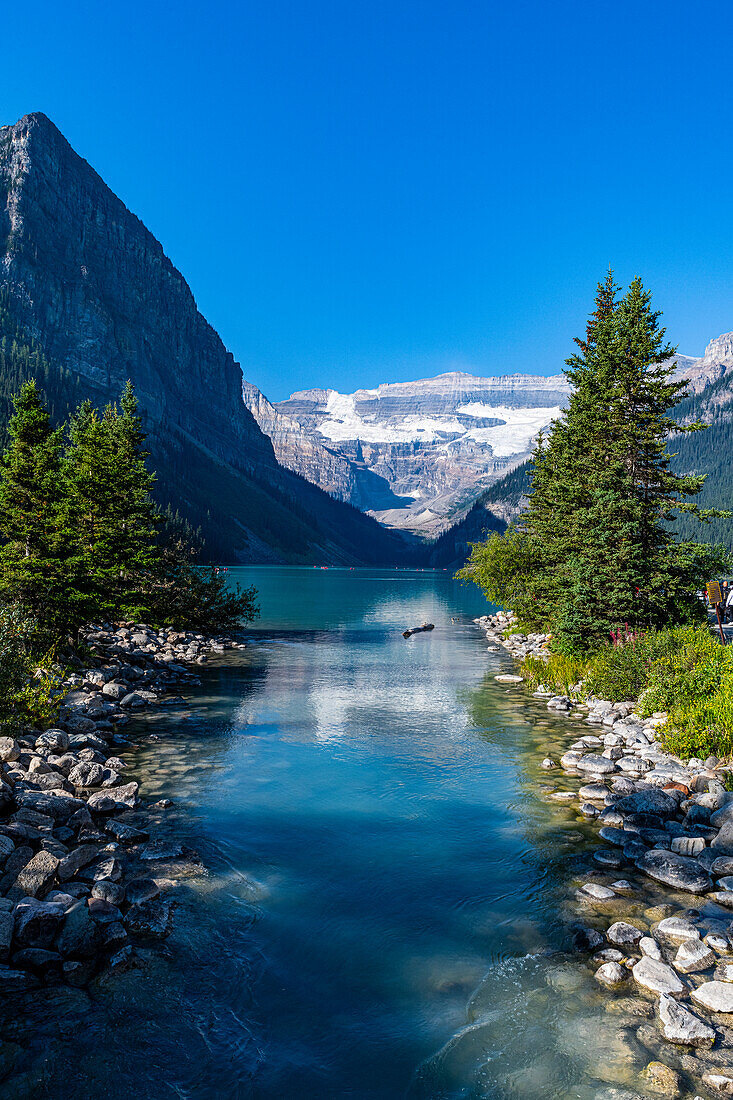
[402,622,435,638]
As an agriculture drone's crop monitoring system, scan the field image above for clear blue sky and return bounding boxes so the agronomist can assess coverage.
[3,1,732,399]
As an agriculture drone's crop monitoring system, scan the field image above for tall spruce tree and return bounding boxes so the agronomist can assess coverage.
[0,381,72,632]
[461,273,729,653]
[63,384,162,619]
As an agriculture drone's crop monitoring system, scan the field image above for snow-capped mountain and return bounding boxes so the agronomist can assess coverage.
[241,341,733,538]
[244,372,569,534]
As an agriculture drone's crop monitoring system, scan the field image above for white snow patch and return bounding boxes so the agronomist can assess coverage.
[316,395,561,456]
[456,404,562,456]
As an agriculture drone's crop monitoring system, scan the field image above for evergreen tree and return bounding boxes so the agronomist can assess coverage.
[63,386,162,619]
[0,377,259,636]
[461,273,730,653]
[0,381,73,632]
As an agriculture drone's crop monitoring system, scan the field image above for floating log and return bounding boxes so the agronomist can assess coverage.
[402,622,435,638]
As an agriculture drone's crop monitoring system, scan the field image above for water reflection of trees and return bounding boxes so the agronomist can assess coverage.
[462,670,599,931]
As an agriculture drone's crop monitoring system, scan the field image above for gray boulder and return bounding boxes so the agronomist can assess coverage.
[658,993,715,1046]
[0,737,19,762]
[636,848,712,894]
[14,900,66,948]
[34,729,69,753]
[86,782,138,812]
[712,822,733,855]
[8,850,59,899]
[67,761,105,788]
[54,900,102,958]
[691,980,733,1013]
[57,844,102,882]
[615,789,678,818]
[15,790,84,820]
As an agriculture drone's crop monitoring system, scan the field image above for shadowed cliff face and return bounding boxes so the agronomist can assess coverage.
[0,113,412,565]
[0,111,273,472]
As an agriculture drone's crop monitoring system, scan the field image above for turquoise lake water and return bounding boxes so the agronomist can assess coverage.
[3,568,633,1099]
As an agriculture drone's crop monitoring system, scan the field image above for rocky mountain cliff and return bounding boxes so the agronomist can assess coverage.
[680,334,733,393]
[241,382,402,511]
[0,112,411,564]
[243,342,733,543]
[266,373,570,534]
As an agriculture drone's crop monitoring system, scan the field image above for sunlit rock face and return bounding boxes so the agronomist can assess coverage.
[678,334,733,393]
[266,373,570,534]
[250,343,733,538]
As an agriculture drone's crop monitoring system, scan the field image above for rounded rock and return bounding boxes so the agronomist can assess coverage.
[595,961,628,988]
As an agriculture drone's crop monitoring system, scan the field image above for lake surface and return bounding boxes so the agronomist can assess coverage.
[3,568,637,1099]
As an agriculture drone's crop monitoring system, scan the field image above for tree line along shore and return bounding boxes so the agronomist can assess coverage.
[457,276,733,1097]
[460,272,733,763]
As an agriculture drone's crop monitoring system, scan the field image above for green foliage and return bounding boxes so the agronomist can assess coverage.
[460,272,732,653]
[0,382,259,638]
[12,658,60,730]
[63,387,162,621]
[536,624,733,761]
[0,380,71,633]
[521,651,586,697]
[457,527,533,609]
[583,630,684,701]
[0,603,59,729]
[636,626,733,759]
[148,534,259,630]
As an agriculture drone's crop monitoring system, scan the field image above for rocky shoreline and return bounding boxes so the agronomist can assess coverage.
[475,610,733,1100]
[0,622,245,991]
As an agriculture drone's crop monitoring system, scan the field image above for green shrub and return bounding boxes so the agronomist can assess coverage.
[584,629,683,701]
[521,652,587,696]
[523,620,733,760]
[639,626,733,760]
[0,603,59,729]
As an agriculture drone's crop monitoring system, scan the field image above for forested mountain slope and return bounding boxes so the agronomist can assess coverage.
[671,372,733,549]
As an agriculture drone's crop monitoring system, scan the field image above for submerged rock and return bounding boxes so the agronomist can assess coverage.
[123,898,172,938]
[607,922,643,947]
[595,961,628,988]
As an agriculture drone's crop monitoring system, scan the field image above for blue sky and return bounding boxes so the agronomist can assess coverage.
[4,1,733,399]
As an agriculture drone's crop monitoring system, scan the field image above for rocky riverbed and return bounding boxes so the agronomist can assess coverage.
[475,610,733,1100]
[0,622,245,991]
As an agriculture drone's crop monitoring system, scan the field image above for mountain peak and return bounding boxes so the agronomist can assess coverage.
[702,332,733,363]
[3,111,70,149]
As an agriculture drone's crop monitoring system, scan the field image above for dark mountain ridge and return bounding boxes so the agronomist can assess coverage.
[0,112,412,564]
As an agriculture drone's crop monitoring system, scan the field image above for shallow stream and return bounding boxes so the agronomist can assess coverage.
[1,568,661,1099]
